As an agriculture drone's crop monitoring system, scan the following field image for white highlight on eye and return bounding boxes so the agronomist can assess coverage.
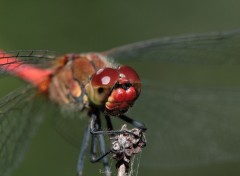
[120,73,126,78]
[96,68,104,75]
[101,76,111,85]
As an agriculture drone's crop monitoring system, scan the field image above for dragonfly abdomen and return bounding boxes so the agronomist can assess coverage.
[0,50,53,90]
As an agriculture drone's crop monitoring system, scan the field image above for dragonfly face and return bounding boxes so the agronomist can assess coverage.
[86,65,141,116]
[47,53,142,116]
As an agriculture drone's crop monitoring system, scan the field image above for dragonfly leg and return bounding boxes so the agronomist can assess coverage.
[90,130,112,175]
[118,114,147,131]
[77,124,91,176]
[90,114,137,136]
[90,114,113,163]
[98,133,111,176]
[90,129,112,163]
[105,115,113,131]
[90,132,97,161]
[90,130,111,163]
[90,113,112,176]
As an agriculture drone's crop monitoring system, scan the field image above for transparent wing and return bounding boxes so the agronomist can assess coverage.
[0,50,56,74]
[0,86,46,176]
[103,29,240,65]
[52,107,89,148]
[102,29,240,168]
[0,50,58,175]
[129,86,240,168]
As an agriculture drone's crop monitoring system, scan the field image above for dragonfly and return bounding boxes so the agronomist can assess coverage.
[0,49,147,175]
[1,29,240,176]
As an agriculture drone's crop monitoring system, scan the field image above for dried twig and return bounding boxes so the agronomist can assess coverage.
[110,124,146,176]
[118,163,127,176]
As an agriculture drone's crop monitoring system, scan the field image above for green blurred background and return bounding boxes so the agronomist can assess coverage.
[0,0,240,176]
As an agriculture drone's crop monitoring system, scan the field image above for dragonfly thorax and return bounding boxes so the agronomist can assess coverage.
[48,53,111,110]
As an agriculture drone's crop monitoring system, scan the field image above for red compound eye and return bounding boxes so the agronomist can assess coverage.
[91,67,119,87]
[118,65,141,84]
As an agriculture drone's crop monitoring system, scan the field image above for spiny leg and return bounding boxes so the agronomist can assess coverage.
[90,118,112,162]
[90,114,139,136]
[98,133,111,176]
[77,124,91,176]
[90,115,112,163]
[118,114,147,131]
[105,115,113,131]
[90,133,97,161]
[90,121,109,163]
[90,113,111,176]
[90,134,112,175]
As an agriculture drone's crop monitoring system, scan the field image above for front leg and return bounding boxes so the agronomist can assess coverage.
[90,114,140,137]
[89,112,111,176]
[118,114,147,131]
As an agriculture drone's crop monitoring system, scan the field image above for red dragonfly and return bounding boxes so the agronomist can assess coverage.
[0,50,146,175]
[1,29,240,175]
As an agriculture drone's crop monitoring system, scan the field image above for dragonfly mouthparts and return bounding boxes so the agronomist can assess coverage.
[113,82,132,91]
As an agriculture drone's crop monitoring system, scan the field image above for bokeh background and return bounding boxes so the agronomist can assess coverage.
[0,0,240,176]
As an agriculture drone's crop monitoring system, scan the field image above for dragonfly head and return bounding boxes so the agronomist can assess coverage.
[86,65,141,116]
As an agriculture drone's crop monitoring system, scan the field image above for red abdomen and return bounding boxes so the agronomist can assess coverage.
[0,50,53,92]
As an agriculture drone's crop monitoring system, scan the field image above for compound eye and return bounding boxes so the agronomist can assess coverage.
[118,65,141,84]
[91,67,119,88]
